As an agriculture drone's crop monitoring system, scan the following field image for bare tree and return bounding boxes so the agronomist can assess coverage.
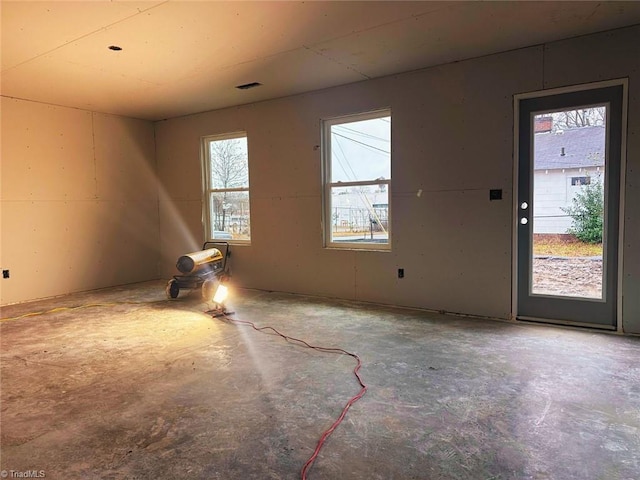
[552,107,606,131]
[209,138,248,231]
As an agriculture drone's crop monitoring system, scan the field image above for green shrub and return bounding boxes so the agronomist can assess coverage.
[562,179,604,244]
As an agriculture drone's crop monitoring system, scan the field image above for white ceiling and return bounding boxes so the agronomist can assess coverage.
[2,1,640,121]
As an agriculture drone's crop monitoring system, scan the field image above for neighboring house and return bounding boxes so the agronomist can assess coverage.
[330,186,389,235]
[533,120,605,234]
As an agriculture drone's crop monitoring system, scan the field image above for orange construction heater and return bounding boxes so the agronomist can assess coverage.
[166,242,230,300]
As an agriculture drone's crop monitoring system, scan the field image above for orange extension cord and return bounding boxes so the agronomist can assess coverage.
[2,302,367,479]
[218,314,367,480]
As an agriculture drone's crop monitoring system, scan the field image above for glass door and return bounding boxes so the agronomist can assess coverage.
[517,85,623,328]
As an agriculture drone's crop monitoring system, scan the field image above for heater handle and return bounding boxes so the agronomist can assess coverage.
[203,241,230,273]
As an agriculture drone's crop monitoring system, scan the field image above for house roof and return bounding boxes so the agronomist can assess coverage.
[534,126,605,171]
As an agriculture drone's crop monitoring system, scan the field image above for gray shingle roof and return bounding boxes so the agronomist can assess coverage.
[534,126,605,170]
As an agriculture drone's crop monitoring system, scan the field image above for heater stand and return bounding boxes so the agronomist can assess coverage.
[206,306,235,318]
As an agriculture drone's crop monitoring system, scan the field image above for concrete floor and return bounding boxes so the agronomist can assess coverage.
[1,281,639,480]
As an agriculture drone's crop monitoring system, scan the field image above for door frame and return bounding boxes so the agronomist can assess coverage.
[512,78,628,331]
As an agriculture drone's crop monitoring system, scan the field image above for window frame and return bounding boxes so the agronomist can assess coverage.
[322,109,392,250]
[201,131,251,244]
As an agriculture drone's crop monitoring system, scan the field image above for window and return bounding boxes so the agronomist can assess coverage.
[202,132,251,242]
[323,110,391,249]
[571,176,591,186]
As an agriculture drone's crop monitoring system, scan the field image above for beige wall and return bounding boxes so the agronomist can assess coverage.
[1,98,158,305]
[155,48,531,320]
[156,25,640,333]
[3,26,637,333]
[541,27,640,333]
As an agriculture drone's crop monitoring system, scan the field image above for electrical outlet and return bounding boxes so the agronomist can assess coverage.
[398,268,404,279]
[2,270,9,279]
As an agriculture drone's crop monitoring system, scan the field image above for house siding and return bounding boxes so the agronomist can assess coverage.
[533,166,604,234]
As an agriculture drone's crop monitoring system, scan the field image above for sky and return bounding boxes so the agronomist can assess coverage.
[330,115,391,183]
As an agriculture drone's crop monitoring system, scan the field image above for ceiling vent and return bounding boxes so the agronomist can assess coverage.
[236,82,262,90]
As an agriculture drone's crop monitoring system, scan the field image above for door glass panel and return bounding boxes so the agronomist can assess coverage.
[531,106,606,299]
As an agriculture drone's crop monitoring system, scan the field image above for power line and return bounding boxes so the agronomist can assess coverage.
[333,125,390,143]
[332,132,390,155]
[334,136,360,182]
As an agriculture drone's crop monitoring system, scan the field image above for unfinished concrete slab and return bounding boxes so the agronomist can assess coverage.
[1,281,639,479]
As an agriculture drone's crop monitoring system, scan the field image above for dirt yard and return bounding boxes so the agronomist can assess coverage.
[532,256,603,298]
